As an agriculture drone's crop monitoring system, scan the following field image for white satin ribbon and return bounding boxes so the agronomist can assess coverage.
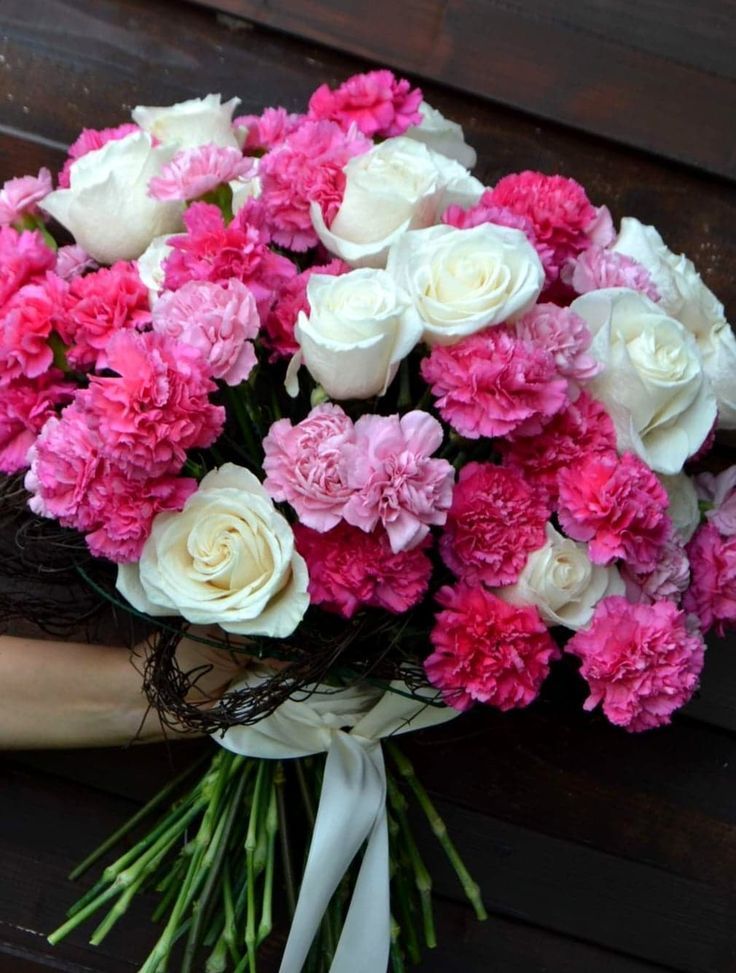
[215,675,457,973]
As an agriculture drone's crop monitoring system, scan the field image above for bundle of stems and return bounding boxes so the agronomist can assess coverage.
[49,745,486,972]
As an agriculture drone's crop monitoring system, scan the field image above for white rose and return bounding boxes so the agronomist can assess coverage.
[572,288,717,474]
[230,174,261,214]
[404,101,477,169]
[132,93,243,149]
[291,269,422,400]
[41,133,183,264]
[499,524,624,630]
[387,222,544,345]
[116,464,309,638]
[311,137,483,269]
[136,232,184,305]
[611,217,736,428]
[658,473,701,542]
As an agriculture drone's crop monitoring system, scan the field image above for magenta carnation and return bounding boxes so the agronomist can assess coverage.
[566,596,705,732]
[341,411,455,554]
[0,168,53,226]
[564,245,660,300]
[0,226,56,306]
[426,583,559,712]
[440,462,549,587]
[308,70,422,138]
[148,145,256,202]
[58,124,139,188]
[498,392,617,506]
[421,326,569,440]
[514,303,601,385]
[558,452,671,571]
[0,371,74,474]
[0,273,66,386]
[263,404,355,531]
[235,107,304,152]
[295,522,432,618]
[263,259,349,360]
[684,524,736,635]
[152,279,259,386]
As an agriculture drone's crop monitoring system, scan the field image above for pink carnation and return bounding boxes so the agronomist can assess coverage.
[259,119,370,250]
[0,371,74,474]
[514,303,601,385]
[235,107,304,152]
[295,522,432,618]
[684,524,736,635]
[0,168,53,226]
[421,326,569,440]
[341,411,455,554]
[498,392,617,506]
[263,404,355,531]
[55,245,97,281]
[152,279,259,385]
[80,329,224,478]
[308,70,422,138]
[0,273,66,386]
[426,583,559,712]
[558,452,671,571]
[621,537,691,605]
[60,261,151,369]
[695,466,736,537]
[485,171,605,281]
[263,259,349,360]
[564,245,660,300]
[163,202,296,318]
[58,124,139,188]
[148,145,256,202]
[0,226,56,306]
[566,596,704,732]
[440,462,549,587]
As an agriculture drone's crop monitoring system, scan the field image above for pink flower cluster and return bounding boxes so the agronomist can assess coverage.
[148,145,256,202]
[0,168,53,226]
[308,70,423,138]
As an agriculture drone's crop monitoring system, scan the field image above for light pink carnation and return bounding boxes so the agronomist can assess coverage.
[0,226,56,306]
[341,411,455,554]
[263,404,355,531]
[440,462,549,587]
[564,245,660,300]
[621,537,691,605]
[695,466,736,537]
[258,119,370,251]
[684,525,736,635]
[58,124,139,188]
[308,70,422,138]
[0,168,53,226]
[55,245,97,281]
[0,273,66,386]
[498,392,617,506]
[566,596,705,732]
[426,583,559,712]
[235,107,304,152]
[294,522,432,618]
[263,259,349,360]
[148,145,256,202]
[80,329,224,478]
[60,261,151,369]
[421,326,569,440]
[514,303,601,385]
[0,371,74,474]
[558,452,672,571]
[152,279,259,385]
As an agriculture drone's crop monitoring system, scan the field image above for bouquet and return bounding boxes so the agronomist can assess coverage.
[2,68,736,972]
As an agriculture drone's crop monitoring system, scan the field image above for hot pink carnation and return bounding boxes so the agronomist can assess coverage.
[60,261,151,369]
[621,537,691,605]
[0,168,53,226]
[0,226,56,306]
[258,119,370,250]
[558,452,671,571]
[486,171,605,280]
[498,392,617,506]
[564,245,660,300]
[80,329,224,478]
[684,524,736,635]
[308,70,422,138]
[421,326,569,440]
[152,279,259,386]
[514,303,601,385]
[263,404,355,531]
[0,273,66,386]
[440,462,549,587]
[341,411,455,554]
[58,124,139,188]
[0,371,74,474]
[235,107,304,152]
[263,259,349,360]
[148,145,256,201]
[426,583,559,712]
[566,596,704,732]
[295,522,432,618]
[55,245,97,281]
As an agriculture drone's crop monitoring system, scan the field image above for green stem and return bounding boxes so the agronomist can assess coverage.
[275,763,297,918]
[257,772,279,945]
[387,776,436,949]
[245,761,269,971]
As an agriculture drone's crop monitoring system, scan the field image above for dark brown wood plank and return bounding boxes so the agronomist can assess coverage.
[187,0,736,180]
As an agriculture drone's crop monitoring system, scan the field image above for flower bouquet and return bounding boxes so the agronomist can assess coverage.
[2,68,736,973]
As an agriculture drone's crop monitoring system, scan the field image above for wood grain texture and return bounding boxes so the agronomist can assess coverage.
[187,0,736,179]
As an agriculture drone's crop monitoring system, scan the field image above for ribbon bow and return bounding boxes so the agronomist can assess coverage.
[216,677,457,973]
